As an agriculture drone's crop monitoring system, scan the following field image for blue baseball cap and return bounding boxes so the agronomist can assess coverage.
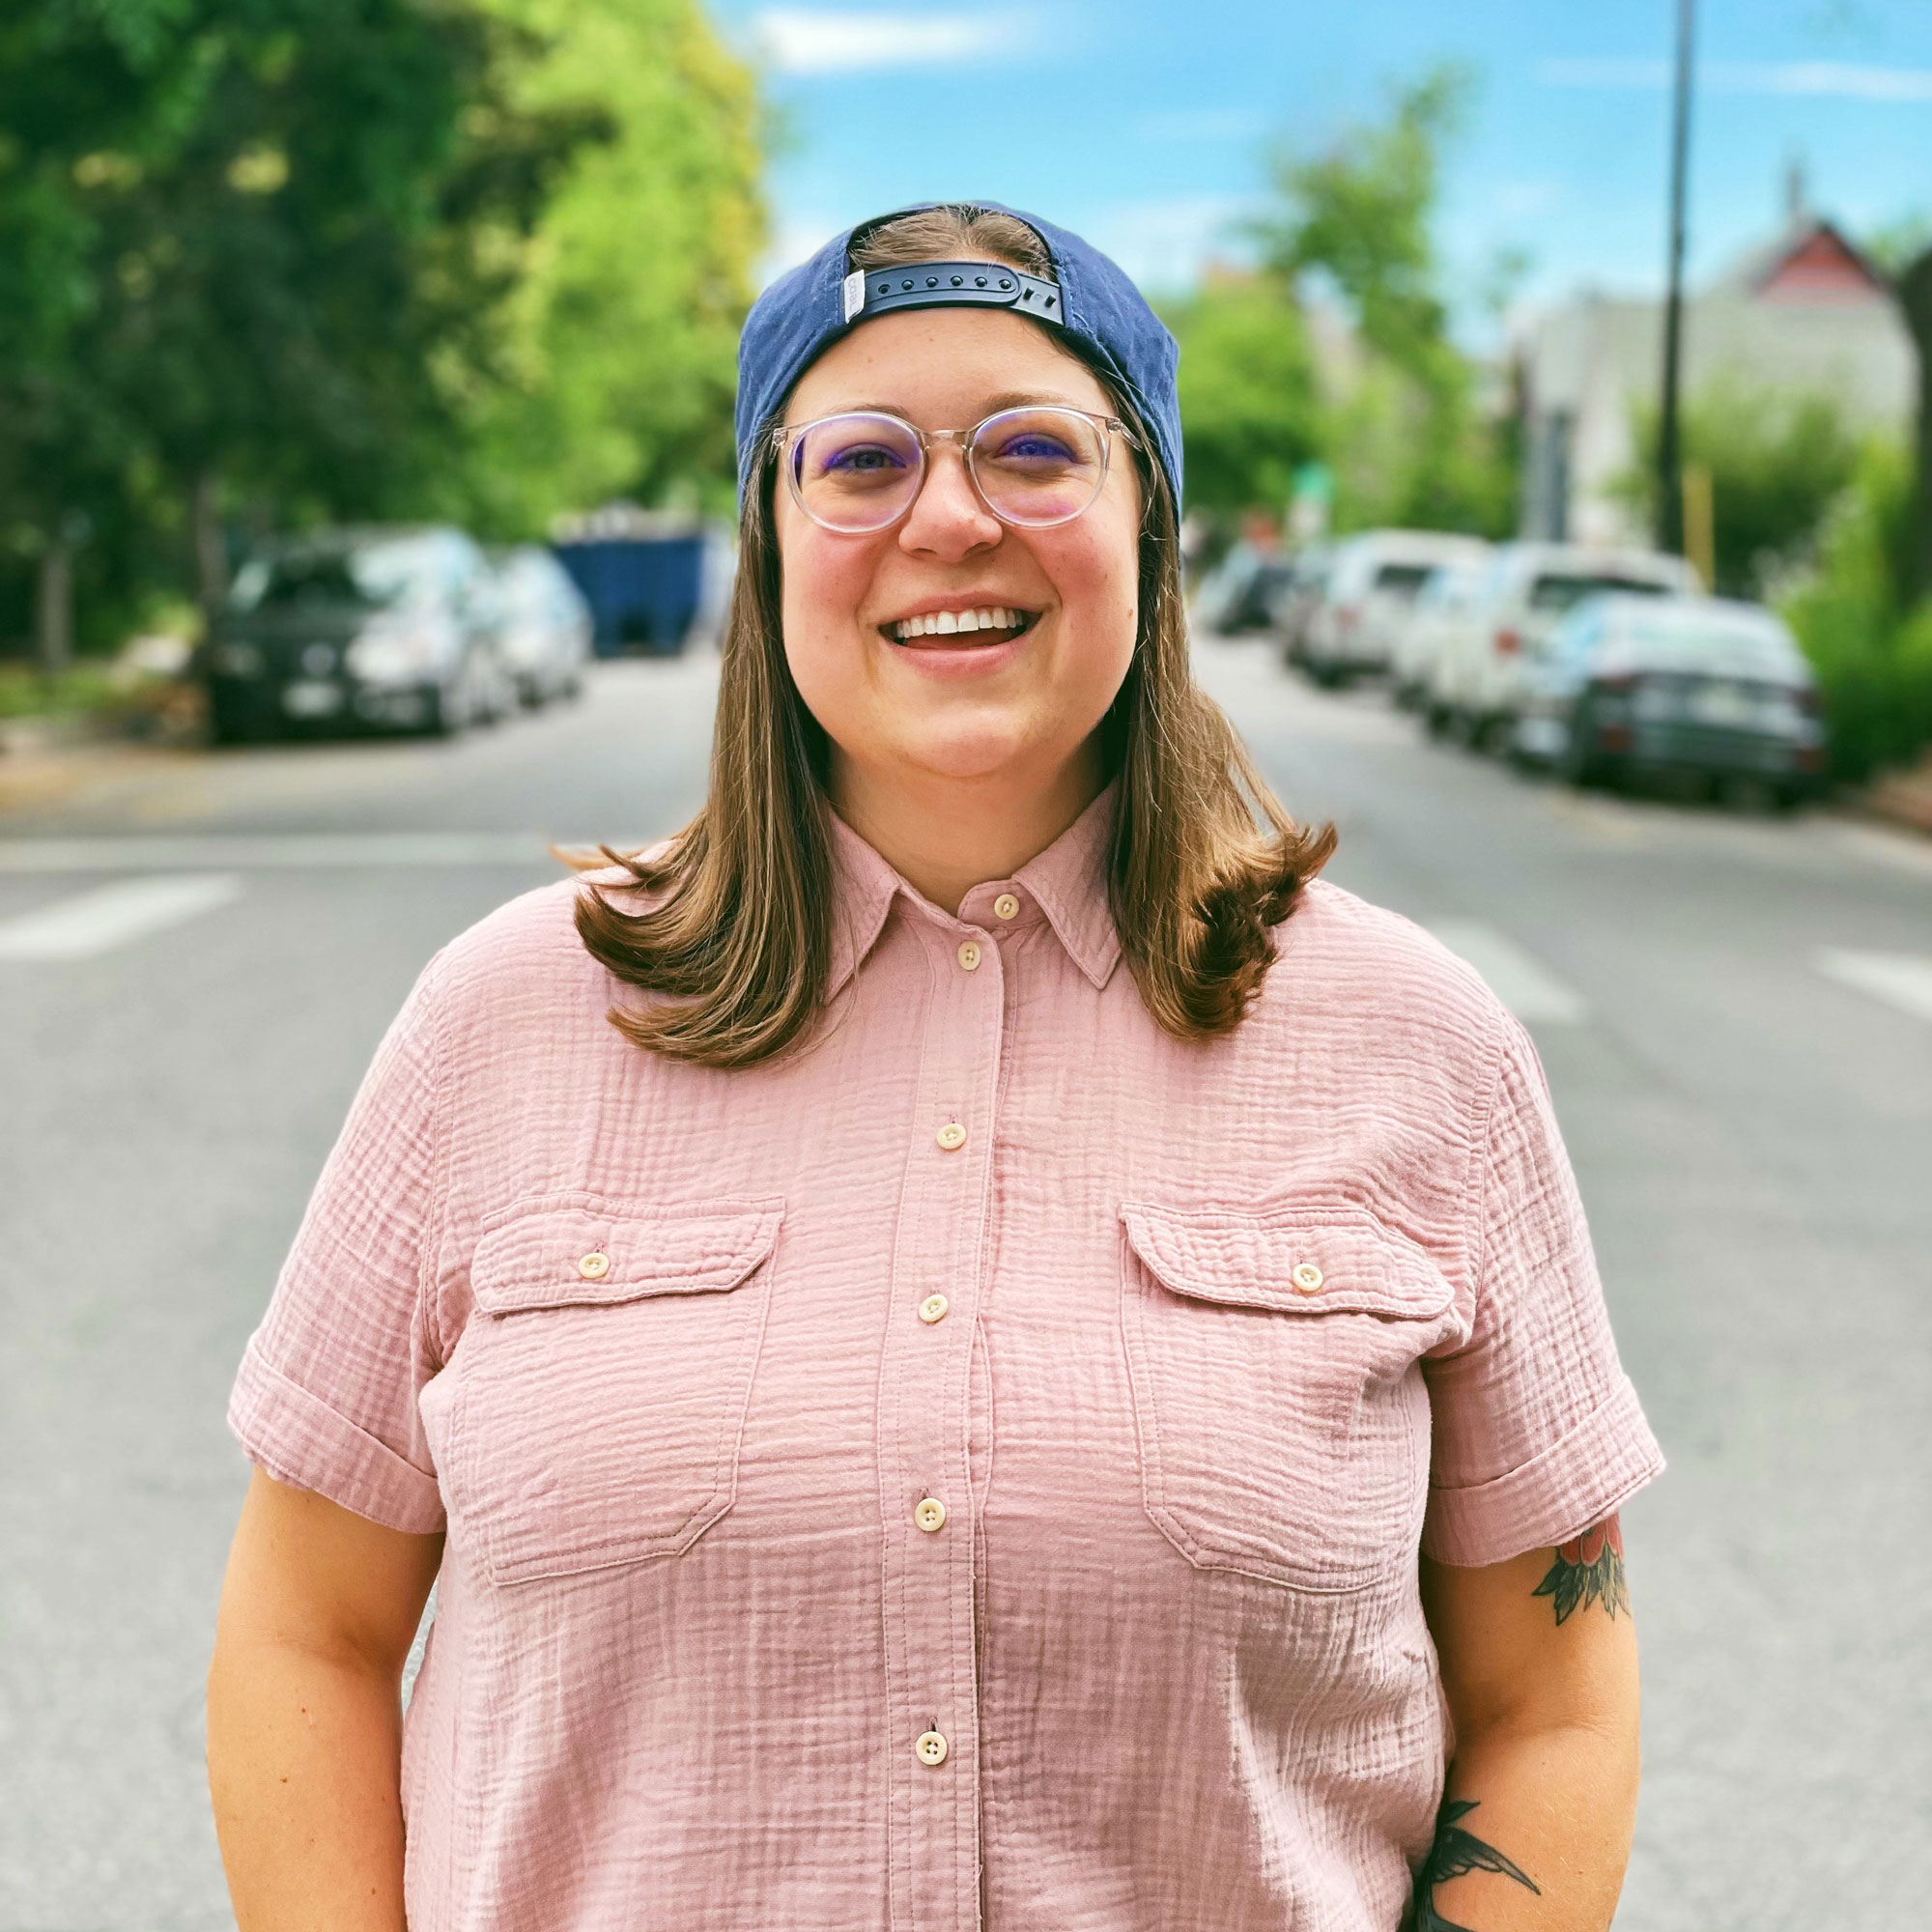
[734,201,1182,508]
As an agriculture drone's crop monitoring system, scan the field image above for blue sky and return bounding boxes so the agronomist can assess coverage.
[706,1,1932,328]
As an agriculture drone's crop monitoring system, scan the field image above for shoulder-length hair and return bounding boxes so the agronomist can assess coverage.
[576,205,1335,1067]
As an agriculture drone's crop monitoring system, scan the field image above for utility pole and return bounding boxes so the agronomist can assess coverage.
[1656,0,1696,555]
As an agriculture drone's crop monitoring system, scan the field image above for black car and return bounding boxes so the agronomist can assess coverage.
[203,526,512,742]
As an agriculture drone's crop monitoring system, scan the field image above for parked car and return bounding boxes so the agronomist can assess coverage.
[1512,593,1826,803]
[489,545,593,707]
[1192,544,1295,636]
[1389,557,1492,710]
[1298,530,1492,686]
[1271,543,1334,667]
[204,526,511,742]
[1424,542,1702,746]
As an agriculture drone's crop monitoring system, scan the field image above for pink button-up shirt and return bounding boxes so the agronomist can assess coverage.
[230,789,1662,1931]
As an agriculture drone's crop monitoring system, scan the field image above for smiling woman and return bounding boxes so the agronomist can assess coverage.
[575,202,1332,1064]
[209,200,1664,1932]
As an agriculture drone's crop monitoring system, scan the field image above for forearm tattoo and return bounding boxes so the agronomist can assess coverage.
[1532,1513,1629,1624]
[1403,1797,1541,1932]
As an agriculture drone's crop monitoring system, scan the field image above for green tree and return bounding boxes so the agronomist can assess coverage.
[1245,66,1518,538]
[458,0,765,530]
[1614,384,1861,597]
[1159,276,1321,520]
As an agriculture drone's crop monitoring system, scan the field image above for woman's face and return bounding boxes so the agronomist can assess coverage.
[775,299,1141,799]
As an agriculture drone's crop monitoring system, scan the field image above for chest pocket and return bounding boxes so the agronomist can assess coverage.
[1120,1201,1460,1592]
[443,1195,783,1586]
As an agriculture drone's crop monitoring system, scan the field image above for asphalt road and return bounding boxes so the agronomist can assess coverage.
[2,639,1927,1930]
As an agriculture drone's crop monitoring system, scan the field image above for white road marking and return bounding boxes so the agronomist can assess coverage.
[0,832,573,873]
[1427,921,1591,1024]
[1815,949,1932,1025]
[0,874,243,960]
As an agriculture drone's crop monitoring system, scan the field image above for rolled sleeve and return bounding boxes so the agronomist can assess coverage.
[1422,1015,1664,1567]
[228,954,449,1533]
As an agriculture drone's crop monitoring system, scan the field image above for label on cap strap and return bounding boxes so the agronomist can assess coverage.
[841,270,867,323]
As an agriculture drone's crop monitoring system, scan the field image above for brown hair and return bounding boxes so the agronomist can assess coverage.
[575,205,1335,1065]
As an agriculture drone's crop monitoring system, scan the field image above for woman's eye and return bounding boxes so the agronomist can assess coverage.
[822,444,906,475]
[991,434,1078,463]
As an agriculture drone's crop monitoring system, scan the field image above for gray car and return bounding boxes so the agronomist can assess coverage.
[1512,593,1827,804]
[204,526,511,742]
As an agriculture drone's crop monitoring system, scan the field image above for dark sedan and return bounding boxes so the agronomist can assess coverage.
[203,526,511,742]
[1513,593,1827,806]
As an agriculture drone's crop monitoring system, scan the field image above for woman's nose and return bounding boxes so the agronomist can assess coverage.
[898,443,1002,559]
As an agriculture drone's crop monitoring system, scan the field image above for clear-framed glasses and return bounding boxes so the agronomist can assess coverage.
[775,406,1136,535]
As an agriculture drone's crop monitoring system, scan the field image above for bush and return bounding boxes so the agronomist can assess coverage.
[1618,383,1861,598]
[1781,441,1932,781]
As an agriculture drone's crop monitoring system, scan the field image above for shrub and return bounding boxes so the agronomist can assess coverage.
[1781,441,1932,781]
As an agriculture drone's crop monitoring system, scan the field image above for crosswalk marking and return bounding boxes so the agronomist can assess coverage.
[0,874,243,960]
[1815,949,1932,1025]
[1427,921,1590,1025]
[0,832,565,873]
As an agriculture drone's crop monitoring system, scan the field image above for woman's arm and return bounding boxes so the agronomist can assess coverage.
[1415,1518,1639,1932]
[207,1469,444,1932]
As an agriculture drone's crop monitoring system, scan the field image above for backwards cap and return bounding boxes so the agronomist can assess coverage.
[733,201,1182,506]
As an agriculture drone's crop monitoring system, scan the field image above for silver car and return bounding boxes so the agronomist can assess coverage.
[488,546,593,707]
[1513,593,1827,805]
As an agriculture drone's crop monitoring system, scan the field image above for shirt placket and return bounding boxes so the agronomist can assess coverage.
[876,901,1009,1932]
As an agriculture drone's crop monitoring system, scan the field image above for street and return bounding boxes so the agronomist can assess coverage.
[2,636,1928,1930]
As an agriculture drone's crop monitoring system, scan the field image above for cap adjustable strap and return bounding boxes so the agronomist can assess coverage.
[841,261,1064,327]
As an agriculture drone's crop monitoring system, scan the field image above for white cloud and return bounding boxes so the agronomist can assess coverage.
[753,9,1033,74]
[1535,56,1932,102]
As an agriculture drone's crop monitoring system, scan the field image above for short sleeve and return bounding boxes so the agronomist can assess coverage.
[1421,1016,1663,1566]
[227,955,449,1533]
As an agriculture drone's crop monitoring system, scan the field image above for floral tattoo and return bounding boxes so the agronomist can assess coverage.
[1532,1514,1629,1624]
[1403,1797,1541,1932]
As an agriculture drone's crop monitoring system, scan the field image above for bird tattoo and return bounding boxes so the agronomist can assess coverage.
[1402,1797,1541,1932]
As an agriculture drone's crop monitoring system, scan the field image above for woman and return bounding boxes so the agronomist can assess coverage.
[208,203,1662,1931]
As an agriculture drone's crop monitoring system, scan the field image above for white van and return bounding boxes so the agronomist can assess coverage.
[1424,542,1702,743]
[1299,530,1492,686]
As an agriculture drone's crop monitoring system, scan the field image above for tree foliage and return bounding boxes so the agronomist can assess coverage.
[1615,384,1862,598]
[1178,67,1517,539]
[0,0,763,649]
[1160,278,1321,519]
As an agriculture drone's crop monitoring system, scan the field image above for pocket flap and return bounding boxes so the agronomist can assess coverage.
[1120,1201,1452,1321]
[471,1195,783,1315]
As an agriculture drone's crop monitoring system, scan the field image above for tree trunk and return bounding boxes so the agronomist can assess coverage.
[1901,246,1932,605]
[35,539,72,679]
[192,469,228,621]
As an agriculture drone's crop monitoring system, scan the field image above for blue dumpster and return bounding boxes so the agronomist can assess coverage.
[552,534,705,658]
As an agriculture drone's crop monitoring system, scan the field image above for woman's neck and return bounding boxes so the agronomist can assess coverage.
[830,745,1106,914]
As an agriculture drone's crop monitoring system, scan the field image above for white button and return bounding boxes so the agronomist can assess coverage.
[935,1122,967,1151]
[992,893,1020,921]
[915,1729,950,1767]
[957,940,981,972]
[915,1496,948,1533]
[1292,1262,1323,1293]
[579,1251,611,1280]
[918,1293,950,1324]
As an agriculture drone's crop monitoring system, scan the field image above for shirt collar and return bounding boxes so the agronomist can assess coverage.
[825,782,1122,998]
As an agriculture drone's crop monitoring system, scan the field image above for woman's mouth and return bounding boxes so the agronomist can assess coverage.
[883,606,1037,647]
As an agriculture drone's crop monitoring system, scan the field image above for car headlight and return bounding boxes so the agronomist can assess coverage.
[212,641,264,677]
[346,620,444,684]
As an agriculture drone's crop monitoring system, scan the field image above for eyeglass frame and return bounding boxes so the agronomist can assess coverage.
[770,405,1141,535]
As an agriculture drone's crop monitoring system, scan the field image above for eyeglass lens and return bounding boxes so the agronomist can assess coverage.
[789,408,1109,533]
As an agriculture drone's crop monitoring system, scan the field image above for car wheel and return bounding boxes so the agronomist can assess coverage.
[1558,707,1611,788]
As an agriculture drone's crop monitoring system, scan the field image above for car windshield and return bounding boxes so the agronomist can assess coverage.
[1372,562,1435,599]
[229,539,440,613]
[1528,573,1671,614]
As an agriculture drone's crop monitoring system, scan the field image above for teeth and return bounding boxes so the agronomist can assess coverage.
[891,606,1029,640]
